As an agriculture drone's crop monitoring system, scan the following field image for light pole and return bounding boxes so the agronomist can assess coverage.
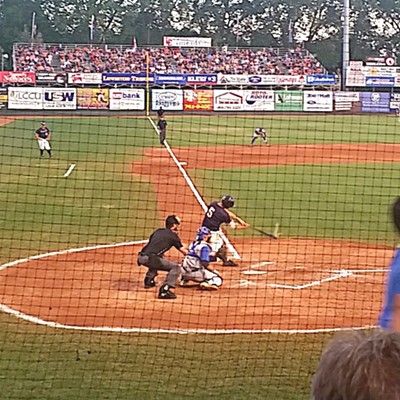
[342,0,350,90]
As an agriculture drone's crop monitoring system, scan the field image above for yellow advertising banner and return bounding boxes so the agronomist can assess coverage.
[183,90,213,111]
[77,88,109,109]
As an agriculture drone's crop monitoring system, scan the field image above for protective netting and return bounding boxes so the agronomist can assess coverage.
[0,88,398,399]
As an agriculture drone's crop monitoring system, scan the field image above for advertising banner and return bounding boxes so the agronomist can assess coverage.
[303,91,333,112]
[163,36,212,47]
[334,91,361,111]
[213,90,244,111]
[68,73,102,85]
[102,73,154,85]
[274,91,303,111]
[0,71,35,84]
[36,72,66,85]
[154,74,187,85]
[361,92,390,113]
[0,88,7,109]
[390,93,400,110]
[243,90,274,111]
[186,74,217,85]
[365,76,395,87]
[183,90,213,111]
[151,89,183,110]
[247,75,278,85]
[109,89,145,110]
[77,88,109,109]
[306,75,336,85]
[217,74,249,85]
[275,75,306,86]
[43,88,76,110]
[8,87,43,109]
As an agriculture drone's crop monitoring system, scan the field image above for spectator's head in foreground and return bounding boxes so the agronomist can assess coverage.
[311,330,400,400]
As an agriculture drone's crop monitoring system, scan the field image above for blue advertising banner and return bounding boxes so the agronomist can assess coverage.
[361,92,390,113]
[306,75,336,85]
[186,74,217,85]
[154,74,187,85]
[365,76,395,87]
[102,73,154,85]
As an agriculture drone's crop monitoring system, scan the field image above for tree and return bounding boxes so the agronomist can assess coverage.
[40,0,139,43]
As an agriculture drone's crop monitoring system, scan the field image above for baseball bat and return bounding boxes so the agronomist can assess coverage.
[251,226,279,239]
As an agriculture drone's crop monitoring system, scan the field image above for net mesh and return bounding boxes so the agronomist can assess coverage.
[0,95,397,399]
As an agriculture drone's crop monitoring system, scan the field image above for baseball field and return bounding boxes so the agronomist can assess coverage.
[0,113,399,399]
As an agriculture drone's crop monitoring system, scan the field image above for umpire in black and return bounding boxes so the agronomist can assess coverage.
[157,116,167,145]
[137,215,187,299]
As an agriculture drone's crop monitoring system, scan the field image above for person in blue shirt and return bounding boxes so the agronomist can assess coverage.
[379,196,400,331]
[181,226,223,290]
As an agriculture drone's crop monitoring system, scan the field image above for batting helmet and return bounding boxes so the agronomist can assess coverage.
[221,195,235,209]
[165,215,181,229]
[393,197,400,233]
[196,226,211,240]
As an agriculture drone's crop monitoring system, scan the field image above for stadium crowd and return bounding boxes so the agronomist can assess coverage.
[14,44,325,75]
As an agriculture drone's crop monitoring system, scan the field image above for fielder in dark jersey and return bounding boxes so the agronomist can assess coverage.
[137,215,187,299]
[202,195,249,267]
[34,122,52,158]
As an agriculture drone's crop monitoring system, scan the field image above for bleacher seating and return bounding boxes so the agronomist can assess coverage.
[13,43,326,75]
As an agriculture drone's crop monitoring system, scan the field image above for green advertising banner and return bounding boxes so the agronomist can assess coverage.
[274,91,303,111]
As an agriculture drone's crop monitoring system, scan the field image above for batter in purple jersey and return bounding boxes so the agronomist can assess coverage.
[202,195,249,267]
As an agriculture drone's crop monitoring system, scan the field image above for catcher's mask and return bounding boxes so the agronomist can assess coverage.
[196,226,211,241]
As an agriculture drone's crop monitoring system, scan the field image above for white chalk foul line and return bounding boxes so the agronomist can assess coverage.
[250,261,275,268]
[147,116,241,260]
[242,270,267,275]
[63,163,76,178]
[269,270,353,290]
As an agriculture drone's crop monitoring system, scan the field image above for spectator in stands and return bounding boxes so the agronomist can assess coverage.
[13,44,326,76]
[311,330,400,400]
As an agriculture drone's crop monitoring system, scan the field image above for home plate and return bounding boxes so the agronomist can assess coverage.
[242,270,267,275]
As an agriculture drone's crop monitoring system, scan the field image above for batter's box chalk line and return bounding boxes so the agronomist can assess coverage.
[242,260,275,275]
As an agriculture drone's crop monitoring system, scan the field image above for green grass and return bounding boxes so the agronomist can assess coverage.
[191,163,400,243]
[0,114,398,399]
[0,314,327,400]
[168,114,400,146]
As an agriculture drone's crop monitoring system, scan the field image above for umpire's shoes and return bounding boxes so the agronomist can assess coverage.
[158,284,177,300]
[144,277,156,289]
[222,260,238,267]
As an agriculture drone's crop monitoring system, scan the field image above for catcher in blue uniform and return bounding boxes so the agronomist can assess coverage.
[181,226,223,290]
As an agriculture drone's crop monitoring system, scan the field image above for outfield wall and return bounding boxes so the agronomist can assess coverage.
[0,87,399,113]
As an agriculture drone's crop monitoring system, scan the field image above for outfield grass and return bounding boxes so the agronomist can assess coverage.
[0,113,397,399]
